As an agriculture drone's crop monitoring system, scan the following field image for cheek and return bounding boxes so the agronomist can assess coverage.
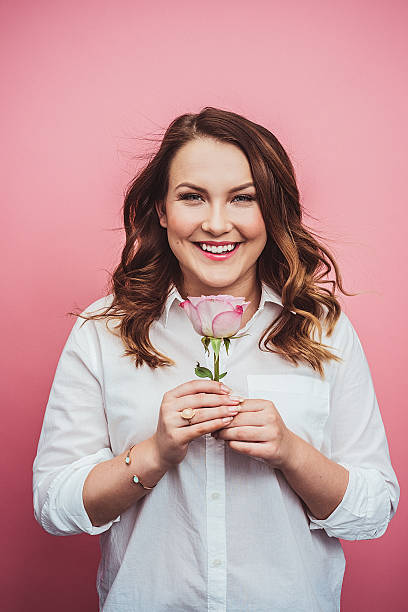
[167,210,198,238]
[238,210,266,241]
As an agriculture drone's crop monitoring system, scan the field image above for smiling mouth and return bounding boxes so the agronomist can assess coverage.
[193,242,240,254]
[193,242,242,259]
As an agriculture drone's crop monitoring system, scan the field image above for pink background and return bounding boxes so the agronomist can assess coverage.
[1,0,406,609]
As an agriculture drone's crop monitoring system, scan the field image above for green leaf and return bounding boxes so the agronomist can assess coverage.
[201,337,211,356]
[195,364,214,379]
[210,337,222,357]
[228,332,251,340]
[223,338,231,355]
[218,371,227,379]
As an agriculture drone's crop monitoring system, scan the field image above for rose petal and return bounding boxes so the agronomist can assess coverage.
[187,295,248,308]
[196,299,234,336]
[212,308,243,337]
[182,295,251,338]
[187,296,208,307]
[212,295,247,307]
[179,300,203,335]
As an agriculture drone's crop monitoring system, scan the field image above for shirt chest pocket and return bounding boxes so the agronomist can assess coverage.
[246,374,330,451]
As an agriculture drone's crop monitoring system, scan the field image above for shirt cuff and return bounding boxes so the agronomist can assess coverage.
[306,463,391,541]
[40,448,121,536]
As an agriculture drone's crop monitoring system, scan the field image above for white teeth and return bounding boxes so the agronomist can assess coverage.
[199,243,236,253]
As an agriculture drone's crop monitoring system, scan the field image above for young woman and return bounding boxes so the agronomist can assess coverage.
[33,107,399,611]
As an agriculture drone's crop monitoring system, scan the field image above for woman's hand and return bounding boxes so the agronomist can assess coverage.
[212,398,295,469]
[152,379,243,470]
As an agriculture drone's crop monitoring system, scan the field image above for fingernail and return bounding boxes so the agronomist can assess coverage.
[228,395,245,402]
[228,406,239,413]
[221,384,232,392]
[222,416,233,422]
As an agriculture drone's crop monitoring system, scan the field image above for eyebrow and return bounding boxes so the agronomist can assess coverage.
[175,181,255,194]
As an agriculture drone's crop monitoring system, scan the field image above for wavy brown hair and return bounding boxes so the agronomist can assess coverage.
[70,106,358,379]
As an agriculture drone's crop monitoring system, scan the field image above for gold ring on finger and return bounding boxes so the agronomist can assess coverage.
[181,408,197,424]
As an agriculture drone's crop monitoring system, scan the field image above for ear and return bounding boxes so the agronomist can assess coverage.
[155,201,167,228]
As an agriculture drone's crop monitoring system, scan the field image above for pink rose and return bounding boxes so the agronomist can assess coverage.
[179,294,250,338]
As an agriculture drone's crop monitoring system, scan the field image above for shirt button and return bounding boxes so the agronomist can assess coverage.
[211,492,220,500]
[212,559,222,567]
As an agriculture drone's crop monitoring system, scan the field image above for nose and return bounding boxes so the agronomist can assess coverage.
[201,203,233,235]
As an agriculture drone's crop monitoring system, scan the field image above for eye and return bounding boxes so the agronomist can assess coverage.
[177,193,203,201]
[233,194,256,202]
[177,193,256,203]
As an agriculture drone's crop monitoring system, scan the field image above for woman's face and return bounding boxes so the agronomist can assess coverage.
[156,137,267,298]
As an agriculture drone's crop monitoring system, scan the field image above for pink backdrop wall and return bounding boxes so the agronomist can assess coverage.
[1,0,406,609]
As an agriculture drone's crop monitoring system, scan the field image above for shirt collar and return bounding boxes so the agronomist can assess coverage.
[161,282,296,328]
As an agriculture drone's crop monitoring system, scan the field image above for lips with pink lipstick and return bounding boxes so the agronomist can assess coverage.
[193,240,241,261]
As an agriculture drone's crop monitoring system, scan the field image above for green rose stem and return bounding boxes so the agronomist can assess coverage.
[211,337,222,382]
[214,350,220,381]
[194,334,248,382]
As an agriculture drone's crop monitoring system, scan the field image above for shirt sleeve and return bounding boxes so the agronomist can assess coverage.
[32,315,121,536]
[306,312,400,541]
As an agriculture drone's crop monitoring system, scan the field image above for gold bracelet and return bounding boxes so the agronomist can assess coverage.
[125,444,156,490]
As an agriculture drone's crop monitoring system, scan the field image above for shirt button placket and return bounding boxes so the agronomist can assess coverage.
[205,348,227,612]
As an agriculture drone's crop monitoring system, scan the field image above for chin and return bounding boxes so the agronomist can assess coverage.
[196,277,240,291]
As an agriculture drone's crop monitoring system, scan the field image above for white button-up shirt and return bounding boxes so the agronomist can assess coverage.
[32,282,400,612]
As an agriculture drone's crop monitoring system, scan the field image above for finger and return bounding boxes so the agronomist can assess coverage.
[181,403,242,426]
[234,399,266,412]
[214,410,265,428]
[178,392,243,412]
[168,379,232,399]
[183,414,237,438]
[214,425,268,442]
[227,441,272,460]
